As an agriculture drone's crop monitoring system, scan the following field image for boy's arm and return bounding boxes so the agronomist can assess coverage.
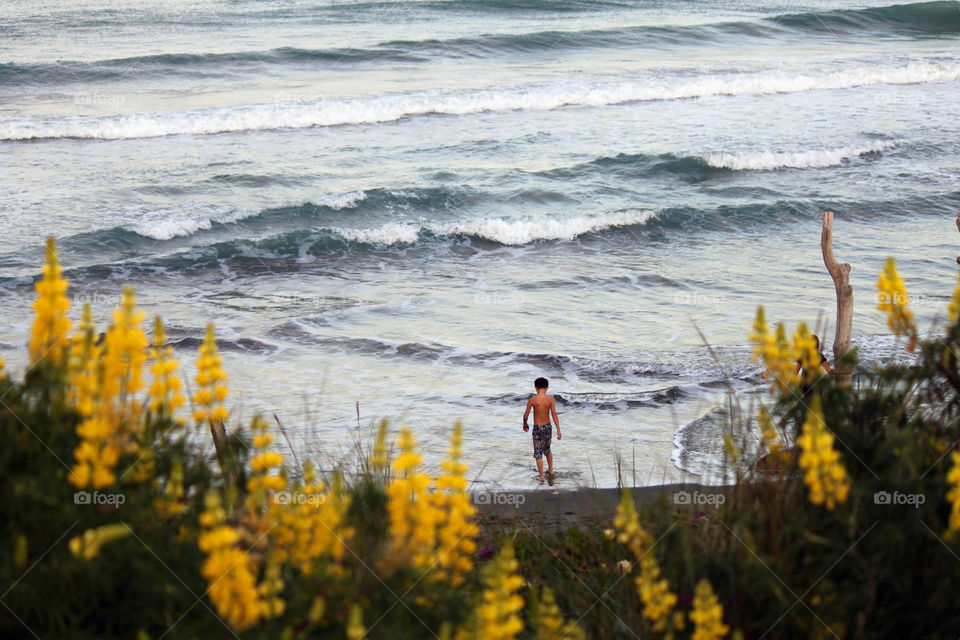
[523,398,532,432]
[551,398,560,440]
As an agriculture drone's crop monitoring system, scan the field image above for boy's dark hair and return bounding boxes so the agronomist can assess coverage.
[534,377,549,390]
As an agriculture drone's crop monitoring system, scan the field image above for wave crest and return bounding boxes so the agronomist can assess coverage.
[704,141,896,171]
[4,61,957,141]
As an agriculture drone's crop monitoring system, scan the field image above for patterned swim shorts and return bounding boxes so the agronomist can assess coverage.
[532,423,552,459]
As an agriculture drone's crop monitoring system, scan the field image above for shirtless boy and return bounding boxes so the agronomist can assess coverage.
[522,377,561,482]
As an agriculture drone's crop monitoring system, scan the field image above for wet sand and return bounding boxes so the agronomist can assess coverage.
[474,483,727,534]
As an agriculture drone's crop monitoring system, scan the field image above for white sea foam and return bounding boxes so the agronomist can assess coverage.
[704,140,896,171]
[127,192,366,240]
[126,204,238,240]
[430,209,657,244]
[335,222,421,245]
[131,216,214,241]
[333,209,656,246]
[315,190,367,210]
[4,61,958,141]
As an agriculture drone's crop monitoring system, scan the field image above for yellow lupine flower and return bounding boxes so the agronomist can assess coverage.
[432,423,479,586]
[148,317,185,422]
[307,596,326,624]
[198,525,239,552]
[198,493,263,632]
[199,493,227,528]
[68,304,99,416]
[768,322,798,393]
[876,257,918,352]
[758,406,781,454]
[68,306,122,491]
[614,489,650,559]
[369,419,389,472]
[637,554,681,636]
[946,451,960,533]
[193,323,229,425]
[251,451,284,471]
[346,604,366,640]
[70,420,119,488]
[531,586,586,640]
[281,466,353,574]
[202,546,262,632]
[29,237,71,366]
[68,523,132,561]
[385,427,440,571]
[614,491,681,637]
[0,355,5,380]
[690,579,729,640]
[949,270,960,326]
[68,285,148,484]
[748,307,801,394]
[154,459,186,517]
[245,416,286,507]
[101,286,148,413]
[474,542,525,640]
[797,394,850,510]
[792,322,821,386]
[257,555,285,619]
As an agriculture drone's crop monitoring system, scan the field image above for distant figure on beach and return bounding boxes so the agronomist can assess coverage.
[795,334,836,379]
[522,377,561,482]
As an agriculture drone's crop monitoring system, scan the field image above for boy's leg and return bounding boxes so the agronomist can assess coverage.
[546,452,553,475]
[533,425,547,481]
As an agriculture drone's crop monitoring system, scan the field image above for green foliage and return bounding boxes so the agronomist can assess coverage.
[0,360,487,640]
[1,363,219,639]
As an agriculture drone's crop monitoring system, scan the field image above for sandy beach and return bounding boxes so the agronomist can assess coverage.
[475,483,730,534]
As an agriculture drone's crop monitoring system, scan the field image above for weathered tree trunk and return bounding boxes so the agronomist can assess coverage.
[821,211,853,365]
[955,212,960,264]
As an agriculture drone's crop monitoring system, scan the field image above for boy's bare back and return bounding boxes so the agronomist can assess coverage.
[522,385,560,440]
[527,393,555,426]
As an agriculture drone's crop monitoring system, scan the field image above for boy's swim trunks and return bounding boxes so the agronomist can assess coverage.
[532,423,552,459]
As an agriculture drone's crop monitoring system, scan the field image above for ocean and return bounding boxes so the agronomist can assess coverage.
[1,0,958,489]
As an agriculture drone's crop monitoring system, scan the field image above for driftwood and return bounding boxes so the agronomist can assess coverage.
[821,211,853,363]
[955,212,960,264]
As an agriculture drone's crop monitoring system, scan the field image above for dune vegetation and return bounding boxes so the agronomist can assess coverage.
[2,239,960,639]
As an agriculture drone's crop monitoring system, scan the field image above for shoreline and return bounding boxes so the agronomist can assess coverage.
[474,482,729,534]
